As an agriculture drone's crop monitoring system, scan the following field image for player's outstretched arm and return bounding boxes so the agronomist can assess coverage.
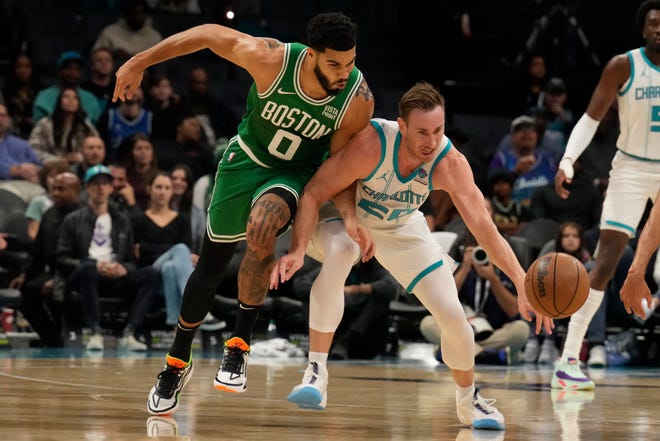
[436,148,554,334]
[113,24,274,102]
[621,191,660,318]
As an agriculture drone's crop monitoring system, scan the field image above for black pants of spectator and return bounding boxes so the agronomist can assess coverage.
[334,293,392,359]
[20,272,63,347]
[67,261,158,333]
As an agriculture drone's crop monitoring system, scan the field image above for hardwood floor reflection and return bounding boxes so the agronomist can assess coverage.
[1,348,659,440]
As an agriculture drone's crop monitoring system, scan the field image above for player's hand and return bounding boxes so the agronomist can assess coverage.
[620,269,653,320]
[555,159,573,199]
[269,251,305,289]
[343,217,374,261]
[516,285,554,334]
[113,57,145,103]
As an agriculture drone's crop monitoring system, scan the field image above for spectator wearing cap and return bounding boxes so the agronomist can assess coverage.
[489,115,557,207]
[93,0,162,64]
[32,51,102,125]
[56,163,158,351]
[487,168,531,235]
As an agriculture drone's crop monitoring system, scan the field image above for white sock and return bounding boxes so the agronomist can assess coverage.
[456,384,475,403]
[562,288,604,360]
[309,351,328,368]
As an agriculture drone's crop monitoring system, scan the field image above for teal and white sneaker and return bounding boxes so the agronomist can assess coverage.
[456,388,505,430]
[551,357,595,390]
[288,362,328,410]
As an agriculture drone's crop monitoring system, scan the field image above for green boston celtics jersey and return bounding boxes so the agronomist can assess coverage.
[234,42,363,170]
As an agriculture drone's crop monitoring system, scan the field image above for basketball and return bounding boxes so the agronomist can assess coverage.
[524,252,590,319]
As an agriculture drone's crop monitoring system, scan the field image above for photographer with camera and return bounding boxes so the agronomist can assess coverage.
[420,224,530,365]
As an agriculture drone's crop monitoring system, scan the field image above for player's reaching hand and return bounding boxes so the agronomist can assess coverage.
[516,281,554,334]
[343,216,375,261]
[269,249,306,289]
[113,57,145,103]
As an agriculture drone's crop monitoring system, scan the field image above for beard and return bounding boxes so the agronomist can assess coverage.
[313,64,342,97]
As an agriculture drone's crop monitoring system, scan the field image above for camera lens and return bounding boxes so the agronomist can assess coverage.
[473,246,489,265]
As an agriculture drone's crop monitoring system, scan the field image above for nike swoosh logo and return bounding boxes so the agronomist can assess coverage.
[239,304,256,310]
[277,88,297,95]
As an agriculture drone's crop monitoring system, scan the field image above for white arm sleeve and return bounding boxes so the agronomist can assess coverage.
[558,113,600,179]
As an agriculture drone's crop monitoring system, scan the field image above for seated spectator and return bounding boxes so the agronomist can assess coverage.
[131,171,194,326]
[56,164,158,351]
[97,86,152,161]
[496,113,564,166]
[2,53,43,139]
[14,172,81,347]
[72,135,107,184]
[25,159,71,240]
[155,115,215,181]
[0,103,41,185]
[144,72,183,140]
[420,223,530,365]
[28,86,100,165]
[82,47,116,114]
[487,168,530,236]
[530,158,601,231]
[179,66,239,144]
[108,162,142,217]
[93,0,162,64]
[533,77,574,149]
[170,163,205,254]
[489,115,556,207]
[123,133,159,210]
[32,51,101,125]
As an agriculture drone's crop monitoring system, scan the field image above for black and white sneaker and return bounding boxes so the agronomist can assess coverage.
[147,355,193,415]
[214,337,250,393]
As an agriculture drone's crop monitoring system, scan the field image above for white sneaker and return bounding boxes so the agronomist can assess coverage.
[551,358,595,390]
[587,345,606,368]
[537,339,559,364]
[288,362,328,410]
[119,334,147,351]
[214,337,250,393]
[521,339,540,363]
[86,334,104,351]
[456,388,505,430]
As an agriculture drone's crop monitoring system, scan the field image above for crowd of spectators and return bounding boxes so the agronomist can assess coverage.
[0,0,658,364]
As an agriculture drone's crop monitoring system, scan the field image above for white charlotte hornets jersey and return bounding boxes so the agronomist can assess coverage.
[617,48,660,160]
[355,118,452,226]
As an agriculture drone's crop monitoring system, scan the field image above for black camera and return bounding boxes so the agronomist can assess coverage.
[472,246,489,266]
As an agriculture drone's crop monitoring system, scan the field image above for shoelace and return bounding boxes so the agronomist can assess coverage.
[221,346,245,374]
[157,366,183,396]
[473,388,497,414]
[302,362,319,385]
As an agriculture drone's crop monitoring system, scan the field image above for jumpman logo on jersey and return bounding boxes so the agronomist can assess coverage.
[377,171,391,182]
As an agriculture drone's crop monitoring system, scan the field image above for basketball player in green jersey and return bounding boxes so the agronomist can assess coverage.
[113,12,374,415]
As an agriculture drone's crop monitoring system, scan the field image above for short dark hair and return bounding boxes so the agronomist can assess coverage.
[637,0,660,32]
[306,12,357,52]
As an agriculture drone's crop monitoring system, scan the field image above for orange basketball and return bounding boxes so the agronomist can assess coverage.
[524,252,590,319]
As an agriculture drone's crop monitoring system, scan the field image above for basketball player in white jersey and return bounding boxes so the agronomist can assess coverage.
[271,82,553,430]
[552,0,660,390]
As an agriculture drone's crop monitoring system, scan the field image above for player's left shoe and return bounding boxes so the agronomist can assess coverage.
[456,388,506,430]
[288,361,328,410]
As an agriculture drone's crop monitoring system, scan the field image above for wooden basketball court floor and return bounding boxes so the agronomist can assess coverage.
[1,345,659,441]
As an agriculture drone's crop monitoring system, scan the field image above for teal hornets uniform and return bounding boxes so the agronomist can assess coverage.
[207,42,363,242]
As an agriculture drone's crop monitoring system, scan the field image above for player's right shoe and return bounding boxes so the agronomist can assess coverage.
[551,357,595,390]
[288,362,328,410]
[214,337,250,393]
[147,355,193,415]
[456,388,505,430]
